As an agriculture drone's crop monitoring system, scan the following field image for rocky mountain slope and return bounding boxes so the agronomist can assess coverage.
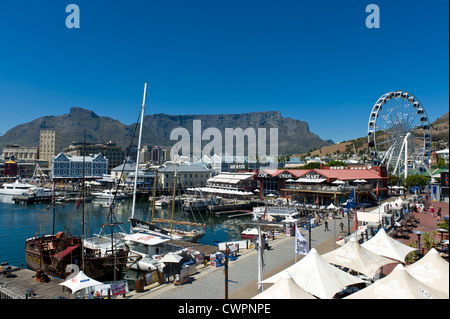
[0,107,330,156]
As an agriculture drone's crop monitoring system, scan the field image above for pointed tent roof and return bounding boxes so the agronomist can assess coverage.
[361,228,416,262]
[262,248,365,299]
[322,237,396,278]
[406,248,449,295]
[253,271,316,299]
[345,264,449,299]
[59,271,103,294]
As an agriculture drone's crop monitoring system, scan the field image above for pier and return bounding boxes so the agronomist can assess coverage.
[0,265,66,299]
[207,200,256,214]
[12,194,52,205]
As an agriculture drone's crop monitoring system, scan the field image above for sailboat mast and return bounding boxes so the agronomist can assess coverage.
[82,130,86,271]
[131,82,148,221]
[170,164,177,233]
[52,179,55,237]
[151,169,158,223]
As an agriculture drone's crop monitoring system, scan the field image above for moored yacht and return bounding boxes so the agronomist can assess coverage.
[0,180,39,196]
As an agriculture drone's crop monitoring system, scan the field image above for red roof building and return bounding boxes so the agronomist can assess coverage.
[253,164,388,206]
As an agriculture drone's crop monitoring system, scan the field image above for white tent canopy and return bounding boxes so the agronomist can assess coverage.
[406,248,449,295]
[326,203,338,210]
[346,264,449,299]
[262,248,365,299]
[253,271,316,299]
[322,237,396,278]
[160,253,183,264]
[361,228,416,262]
[59,271,103,294]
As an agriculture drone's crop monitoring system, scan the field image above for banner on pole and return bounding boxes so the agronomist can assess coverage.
[295,226,309,255]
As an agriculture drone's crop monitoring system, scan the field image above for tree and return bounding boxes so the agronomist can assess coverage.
[404,175,428,188]
[325,160,348,167]
[302,162,321,169]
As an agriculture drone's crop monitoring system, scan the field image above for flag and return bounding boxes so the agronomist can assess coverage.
[295,226,309,255]
[353,208,359,232]
[76,195,82,209]
[257,221,265,291]
[314,195,319,205]
[347,188,356,208]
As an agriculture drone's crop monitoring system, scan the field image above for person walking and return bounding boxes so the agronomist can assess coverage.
[437,207,442,220]
[430,205,435,217]
[324,220,329,231]
[339,221,344,233]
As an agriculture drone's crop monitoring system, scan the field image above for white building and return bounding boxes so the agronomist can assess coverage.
[51,152,108,179]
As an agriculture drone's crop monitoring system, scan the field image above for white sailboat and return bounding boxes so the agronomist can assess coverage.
[117,83,201,272]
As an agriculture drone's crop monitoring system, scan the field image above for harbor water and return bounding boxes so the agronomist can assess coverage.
[0,194,250,268]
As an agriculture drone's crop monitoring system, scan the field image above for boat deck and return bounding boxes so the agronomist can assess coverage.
[0,266,68,299]
[167,240,218,257]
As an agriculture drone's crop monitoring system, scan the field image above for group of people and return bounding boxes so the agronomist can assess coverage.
[410,199,443,219]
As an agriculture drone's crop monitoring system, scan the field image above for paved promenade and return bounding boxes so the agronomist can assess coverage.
[128,196,449,299]
[129,216,346,299]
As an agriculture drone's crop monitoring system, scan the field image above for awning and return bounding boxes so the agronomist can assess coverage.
[296,178,327,183]
[124,232,170,246]
[356,212,392,223]
[52,245,80,259]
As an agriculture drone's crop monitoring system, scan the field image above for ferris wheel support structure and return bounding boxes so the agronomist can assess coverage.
[367,90,432,180]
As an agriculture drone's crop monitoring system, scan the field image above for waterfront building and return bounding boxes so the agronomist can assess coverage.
[40,130,61,166]
[1,145,45,178]
[206,172,257,193]
[2,145,39,161]
[110,161,137,182]
[158,164,212,190]
[51,152,108,180]
[64,141,124,171]
[254,163,388,205]
[3,159,18,177]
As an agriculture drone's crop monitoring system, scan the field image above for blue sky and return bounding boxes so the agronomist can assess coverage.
[0,0,448,144]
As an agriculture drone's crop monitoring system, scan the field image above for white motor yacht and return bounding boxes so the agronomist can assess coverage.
[0,180,39,196]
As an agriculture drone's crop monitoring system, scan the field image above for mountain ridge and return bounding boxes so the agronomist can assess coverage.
[0,107,330,156]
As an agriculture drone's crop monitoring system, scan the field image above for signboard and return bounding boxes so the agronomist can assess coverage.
[304,172,325,179]
[431,185,440,202]
[110,281,127,296]
[441,172,449,187]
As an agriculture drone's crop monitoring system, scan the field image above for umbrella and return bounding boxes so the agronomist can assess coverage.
[322,237,396,278]
[262,248,365,299]
[361,228,416,262]
[59,271,103,294]
[160,253,183,263]
[332,180,345,184]
[406,248,449,295]
[282,215,298,223]
[253,271,316,299]
[326,203,337,210]
[345,264,448,299]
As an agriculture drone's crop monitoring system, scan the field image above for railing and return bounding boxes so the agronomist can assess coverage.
[283,184,373,193]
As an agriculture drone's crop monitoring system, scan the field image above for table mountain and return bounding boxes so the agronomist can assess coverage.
[0,107,330,156]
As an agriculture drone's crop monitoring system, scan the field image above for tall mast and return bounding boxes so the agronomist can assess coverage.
[170,164,177,233]
[82,130,86,271]
[151,169,158,223]
[131,82,148,222]
[51,179,56,237]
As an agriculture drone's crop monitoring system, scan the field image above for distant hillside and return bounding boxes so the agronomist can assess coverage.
[301,111,449,157]
[0,107,330,156]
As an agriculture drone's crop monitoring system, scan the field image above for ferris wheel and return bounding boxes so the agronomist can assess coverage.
[367,90,432,178]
